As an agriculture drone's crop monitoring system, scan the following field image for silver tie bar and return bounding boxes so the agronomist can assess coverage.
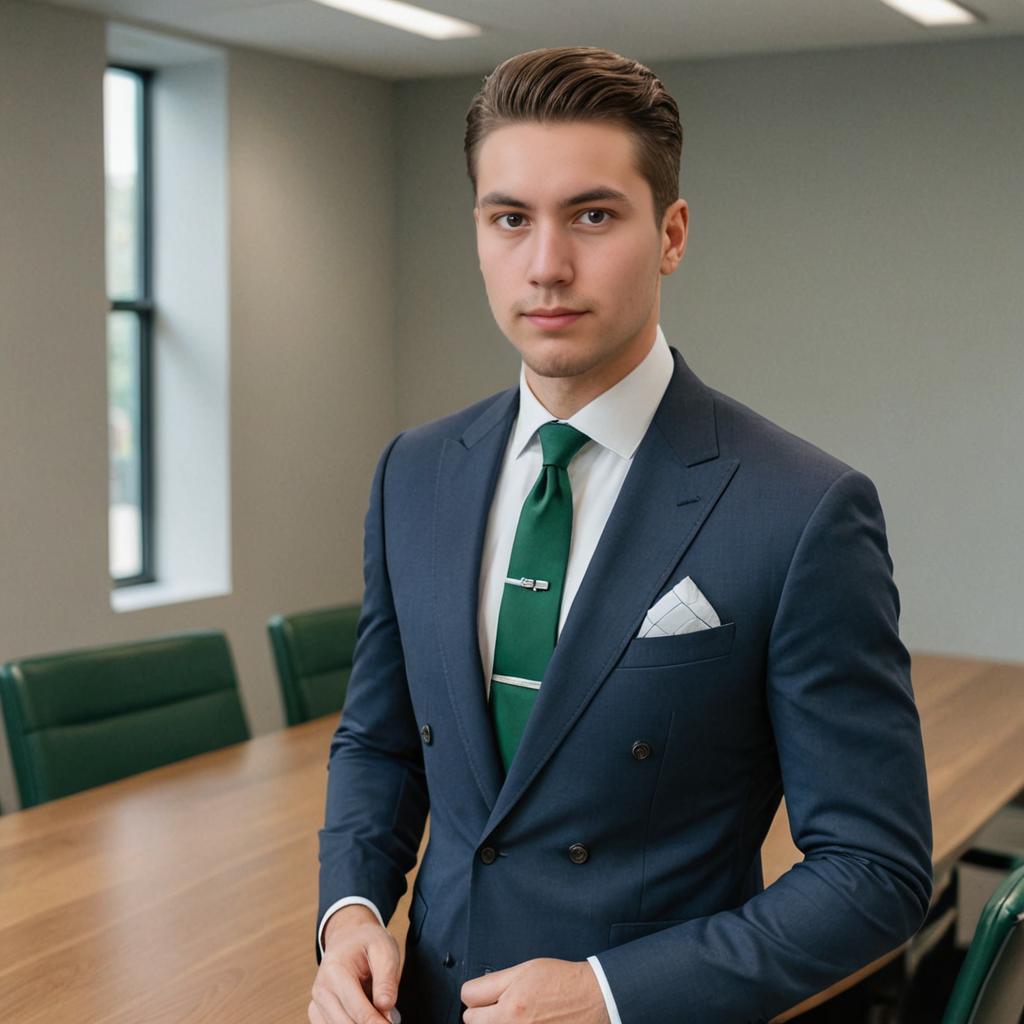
[504,576,550,591]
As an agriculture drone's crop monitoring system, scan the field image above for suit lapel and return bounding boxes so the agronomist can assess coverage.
[433,389,518,813]
[483,349,740,837]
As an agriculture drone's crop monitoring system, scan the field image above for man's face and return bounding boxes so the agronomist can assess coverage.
[473,119,686,390]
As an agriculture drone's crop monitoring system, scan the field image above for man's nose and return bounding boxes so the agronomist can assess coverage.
[527,226,574,289]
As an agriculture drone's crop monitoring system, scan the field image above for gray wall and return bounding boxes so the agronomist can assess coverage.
[0,1,396,808]
[1,0,1021,808]
[393,37,1024,665]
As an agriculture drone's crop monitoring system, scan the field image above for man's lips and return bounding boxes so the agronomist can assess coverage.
[522,309,587,330]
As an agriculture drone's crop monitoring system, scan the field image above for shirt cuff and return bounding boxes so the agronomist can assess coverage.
[318,896,385,957]
[587,955,623,1024]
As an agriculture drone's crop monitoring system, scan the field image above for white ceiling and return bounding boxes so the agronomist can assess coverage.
[37,0,1024,80]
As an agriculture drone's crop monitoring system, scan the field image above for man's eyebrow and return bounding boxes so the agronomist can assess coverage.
[561,187,632,208]
[478,187,633,210]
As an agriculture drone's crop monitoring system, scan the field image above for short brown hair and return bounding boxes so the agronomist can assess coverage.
[465,47,682,225]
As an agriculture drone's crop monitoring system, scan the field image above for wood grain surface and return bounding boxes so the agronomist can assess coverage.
[0,652,1021,1023]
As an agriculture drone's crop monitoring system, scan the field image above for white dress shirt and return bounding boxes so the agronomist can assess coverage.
[478,325,674,691]
[321,326,675,1024]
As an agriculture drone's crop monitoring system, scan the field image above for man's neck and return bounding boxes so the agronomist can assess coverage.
[524,329,658,420]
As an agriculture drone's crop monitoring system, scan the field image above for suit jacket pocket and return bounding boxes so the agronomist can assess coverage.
[619,621,736,670]
[609,919,687,945]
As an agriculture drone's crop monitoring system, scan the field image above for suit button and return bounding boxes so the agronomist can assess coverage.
[480,846,497,864]
[631,740,652,761]
[420,724,432,745]
[442,952,455,968]
[568,842,589,864]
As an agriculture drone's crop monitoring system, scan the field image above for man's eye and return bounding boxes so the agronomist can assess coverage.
[497,213,526,229]
[578,209,610,226]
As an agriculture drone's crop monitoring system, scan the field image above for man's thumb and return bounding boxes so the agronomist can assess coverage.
[366,939,400,1012]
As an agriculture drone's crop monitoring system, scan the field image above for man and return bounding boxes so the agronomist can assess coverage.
[310,47,932,1024]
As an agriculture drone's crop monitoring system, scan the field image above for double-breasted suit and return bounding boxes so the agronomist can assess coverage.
[317,347,932,1024]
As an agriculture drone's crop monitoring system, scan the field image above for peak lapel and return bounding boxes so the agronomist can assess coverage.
[433,389,517,813]
[484,350,740,837]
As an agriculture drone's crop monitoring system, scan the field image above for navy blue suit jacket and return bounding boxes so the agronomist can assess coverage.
[318,348,933,1023]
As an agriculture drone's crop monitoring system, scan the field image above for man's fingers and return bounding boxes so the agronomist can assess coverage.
[334,962,393,1024]
[309,982,353,1024]
[309,998,354,1024]
[462,1005,501,1024]
[461,962,520,1007]
[365,934,401,1012]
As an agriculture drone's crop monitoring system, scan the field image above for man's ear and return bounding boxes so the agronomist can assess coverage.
[473,204,479,226]
[660,198,689,276]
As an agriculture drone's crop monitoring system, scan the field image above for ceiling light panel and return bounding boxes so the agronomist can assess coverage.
[310,0,482,40]
[878,0,979,26]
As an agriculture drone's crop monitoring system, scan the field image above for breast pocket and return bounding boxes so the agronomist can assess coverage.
[618,621,736,670]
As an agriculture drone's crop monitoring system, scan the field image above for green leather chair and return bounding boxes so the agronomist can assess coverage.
[267,604,360,725]
[942,859,1024,1024]
[0,630,250,808]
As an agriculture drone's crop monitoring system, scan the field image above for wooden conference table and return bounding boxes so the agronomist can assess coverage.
[1,651,1022,1024]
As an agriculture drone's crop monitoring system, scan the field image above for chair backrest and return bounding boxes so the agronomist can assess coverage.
[0,630,250,808]
[267,604,360,725]
[942,860,1024,1024]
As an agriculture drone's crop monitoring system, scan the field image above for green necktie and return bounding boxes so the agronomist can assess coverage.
[489,421,590,773]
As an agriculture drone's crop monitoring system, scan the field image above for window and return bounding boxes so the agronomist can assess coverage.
[105,27,230,612]
[104,65,153,585]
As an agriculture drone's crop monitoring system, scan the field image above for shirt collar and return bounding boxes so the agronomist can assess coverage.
[511,324,674,461]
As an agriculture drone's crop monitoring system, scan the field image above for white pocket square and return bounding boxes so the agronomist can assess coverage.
[638,576,720,638]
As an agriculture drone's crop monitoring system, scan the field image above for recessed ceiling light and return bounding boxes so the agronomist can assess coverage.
[310,0,482,40]
[878,0,979,26]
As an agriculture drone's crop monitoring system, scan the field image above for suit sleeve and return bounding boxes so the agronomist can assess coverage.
[316,434,430,961]
[595,468,934,1023]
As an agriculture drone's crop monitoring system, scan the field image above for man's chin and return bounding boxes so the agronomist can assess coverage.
[509,331,599,380]
[521,352,600,381]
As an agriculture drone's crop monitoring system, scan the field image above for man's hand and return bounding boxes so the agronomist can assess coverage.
[461,958,609,1023]
[309,904,400,1024]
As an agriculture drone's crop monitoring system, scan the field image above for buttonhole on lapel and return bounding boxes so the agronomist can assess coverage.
[677,495,700,507]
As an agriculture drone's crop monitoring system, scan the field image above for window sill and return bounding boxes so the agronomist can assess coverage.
[110,580,230,613]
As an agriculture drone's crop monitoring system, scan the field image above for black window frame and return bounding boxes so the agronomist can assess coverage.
[107,63,155,587]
